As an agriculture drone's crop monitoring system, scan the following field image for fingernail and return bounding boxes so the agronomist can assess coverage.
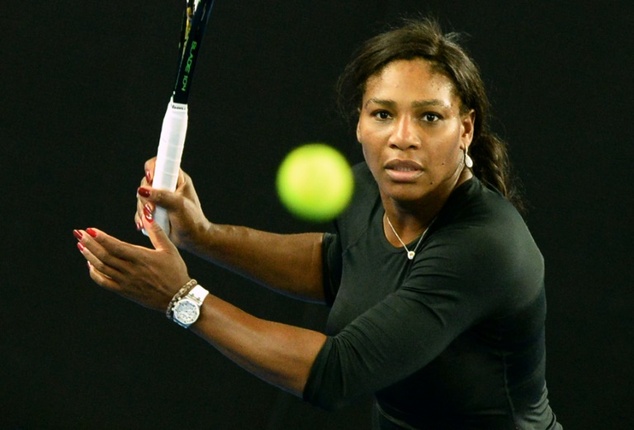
[73,229,83,240]
[136,220,143,230]
[138,187,151,198]
[77,242,85,251]
[86,228,97,238]
[143,205,154,222]
[145,169,152,183]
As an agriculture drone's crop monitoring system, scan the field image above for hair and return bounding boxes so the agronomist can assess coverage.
[336,17,525,212]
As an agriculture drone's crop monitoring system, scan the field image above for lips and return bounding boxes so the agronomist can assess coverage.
[384,159,424,182]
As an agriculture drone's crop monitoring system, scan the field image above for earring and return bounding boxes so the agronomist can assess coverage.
[464,148,473,168]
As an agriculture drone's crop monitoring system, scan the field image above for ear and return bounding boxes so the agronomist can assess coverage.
[461,109,476,150]
[356,120,362,144]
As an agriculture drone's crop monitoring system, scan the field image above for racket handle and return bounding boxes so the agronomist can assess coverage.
[146,100,188,236]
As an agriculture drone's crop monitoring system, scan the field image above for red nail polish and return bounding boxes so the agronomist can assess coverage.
[143,205,154,222]
[77,242,85,251]
[86,228,97,238]
[138,187,151,198]
[145,169,152,183]
[73,230,83,240]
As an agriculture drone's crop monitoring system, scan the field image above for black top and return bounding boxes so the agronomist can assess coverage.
[304,163,561,429]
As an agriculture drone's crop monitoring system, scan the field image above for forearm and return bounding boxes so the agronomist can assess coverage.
[186,223,326,303]
[191,293,327,396]
[76,220,326,395]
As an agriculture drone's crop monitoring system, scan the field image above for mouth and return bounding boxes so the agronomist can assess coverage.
[384,159,424,182]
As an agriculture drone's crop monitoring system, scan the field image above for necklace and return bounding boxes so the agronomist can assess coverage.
[385,214,431,260]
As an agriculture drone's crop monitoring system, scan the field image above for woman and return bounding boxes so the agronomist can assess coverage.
[74,18,562,429]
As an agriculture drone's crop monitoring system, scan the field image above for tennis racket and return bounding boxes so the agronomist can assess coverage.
[150,0,216,235]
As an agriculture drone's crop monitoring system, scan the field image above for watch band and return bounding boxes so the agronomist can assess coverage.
[187,285,210,304]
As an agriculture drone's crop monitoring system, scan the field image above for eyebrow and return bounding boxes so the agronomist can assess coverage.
[363,98,450,110]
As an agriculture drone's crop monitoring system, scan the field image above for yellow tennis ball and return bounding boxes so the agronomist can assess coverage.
[276,143,354,222]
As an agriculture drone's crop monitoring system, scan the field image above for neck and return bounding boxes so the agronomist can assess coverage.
[382,167,472,245]
[383,211,431,247]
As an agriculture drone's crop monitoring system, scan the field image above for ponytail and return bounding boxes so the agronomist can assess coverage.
[470,132,525,213]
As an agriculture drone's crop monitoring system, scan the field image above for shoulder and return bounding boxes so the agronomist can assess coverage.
[413,178,544,305]
[433,178,533,249]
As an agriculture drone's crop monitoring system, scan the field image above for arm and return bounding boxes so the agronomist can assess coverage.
[191,293,326,395]
[190,224,326,303]
[75,216,326,396]
[135,158,325,303]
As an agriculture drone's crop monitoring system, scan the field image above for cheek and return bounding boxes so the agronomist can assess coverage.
[356,121,371,143]
[357,126,380,162]
[360,142,378,168]
[361,143,368,161]
[431,132,463,166]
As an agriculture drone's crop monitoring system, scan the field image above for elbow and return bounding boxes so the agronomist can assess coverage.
[303,335,373,412]
[303,370,366,412]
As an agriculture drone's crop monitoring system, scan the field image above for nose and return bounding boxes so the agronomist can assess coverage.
[388,115,420,150]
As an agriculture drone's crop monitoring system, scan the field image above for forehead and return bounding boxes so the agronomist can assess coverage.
[363,59,458,104]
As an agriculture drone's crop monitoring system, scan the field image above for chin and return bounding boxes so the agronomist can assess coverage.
[382,183,430,204]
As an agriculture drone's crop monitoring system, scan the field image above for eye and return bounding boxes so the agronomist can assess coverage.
[422,112,442,122]
[372,110,392,120]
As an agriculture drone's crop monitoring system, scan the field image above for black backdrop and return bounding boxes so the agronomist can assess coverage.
[2,1,632,429]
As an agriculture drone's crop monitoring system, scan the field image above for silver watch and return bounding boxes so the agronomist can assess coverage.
[172,285,209,328]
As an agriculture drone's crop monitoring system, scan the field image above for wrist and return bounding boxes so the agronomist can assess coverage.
[166,279,198,320]
[178,218,213,254]
[167,280,210,329]
[182,220,219,258]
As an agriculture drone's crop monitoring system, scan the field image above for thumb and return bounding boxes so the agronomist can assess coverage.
[142,208,175,252]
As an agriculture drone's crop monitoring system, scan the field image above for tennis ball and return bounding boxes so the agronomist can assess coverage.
[276,143,354,222]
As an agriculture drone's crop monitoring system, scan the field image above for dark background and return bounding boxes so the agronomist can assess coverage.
[2,1,632,429]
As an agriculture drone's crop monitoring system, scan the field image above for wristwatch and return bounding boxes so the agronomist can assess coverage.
[171,284,209,328]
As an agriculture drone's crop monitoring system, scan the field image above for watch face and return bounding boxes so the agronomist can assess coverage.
[173,299,200,325]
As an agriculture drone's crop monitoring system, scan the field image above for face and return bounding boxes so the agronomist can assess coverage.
[356,59,475,210]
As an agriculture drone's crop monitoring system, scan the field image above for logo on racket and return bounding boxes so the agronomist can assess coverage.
[181,41,198,91]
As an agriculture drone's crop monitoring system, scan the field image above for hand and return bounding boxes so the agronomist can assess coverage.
[135,157,210,251]
[74,211,191,312]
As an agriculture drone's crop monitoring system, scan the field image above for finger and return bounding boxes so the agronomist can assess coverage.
[135,190,149,230]
[176,169,187,189]
[138,174,150,188]
[80,228,144,266]
[134,212,143,231]
[137,187,179,213]
[77,240,126,282]
[142,209,177,253]
[137,188,154,212]
[137,169,186,208]
[144,157,157,185]
[87,261,122,291]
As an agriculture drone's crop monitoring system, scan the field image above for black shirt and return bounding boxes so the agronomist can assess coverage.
[304,163,561,429]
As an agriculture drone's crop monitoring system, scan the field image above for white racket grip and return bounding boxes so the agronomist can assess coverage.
[147,101,188,236]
